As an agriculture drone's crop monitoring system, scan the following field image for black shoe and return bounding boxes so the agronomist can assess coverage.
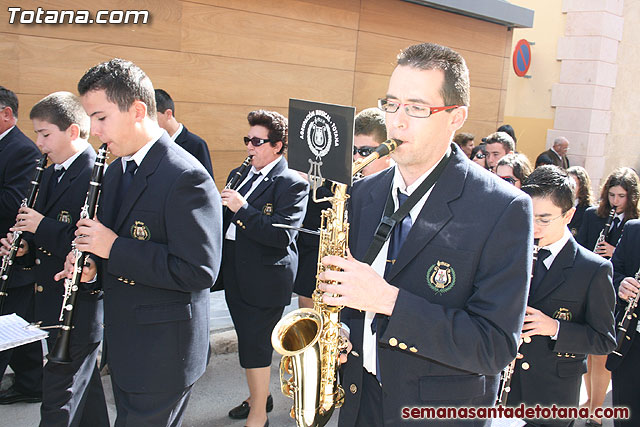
[0,387,42,405]
[229,394,274,419]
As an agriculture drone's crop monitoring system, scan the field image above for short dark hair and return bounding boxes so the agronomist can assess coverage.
[355,108,386,144]
[497,153,533,184]
[497,124,516,144]
[77,58,156,119]
[154,88,175,115]
[483,131,515,153]
[566,166,593,208]
[0,86,19,119]
[522,165,575,213]
[597,167,640,219]
[247,110,288,154]
[535,153,554,168]
[396,43,470,107]
[30,91,90,139]
[453,132,474,146]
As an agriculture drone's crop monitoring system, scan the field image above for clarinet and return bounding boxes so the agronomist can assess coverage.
[496,238,540,405]
[225,155,254,191]
[594,208,617,256]
[611,267,640,357]
[0,153,48,314]
[48,144,108,364]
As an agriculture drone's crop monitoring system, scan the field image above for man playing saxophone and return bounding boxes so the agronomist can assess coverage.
[319,43,533,426]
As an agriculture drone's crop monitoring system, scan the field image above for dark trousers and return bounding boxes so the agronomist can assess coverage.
[0,284,43,396]
[611,336,640,427]
[349,369,384,427]
[40,340,108,427]
[112,378,193,427]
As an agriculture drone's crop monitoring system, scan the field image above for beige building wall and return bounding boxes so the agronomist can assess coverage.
[0,0,515,190]
[506,0,638,193]
[503,0,565,165]
[606,0,640,176]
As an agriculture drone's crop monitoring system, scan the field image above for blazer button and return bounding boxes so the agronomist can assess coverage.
[523,336,531,344]
[398,342,407,350]
[409,347,418,353]
[350,351,359,357]
[130,280,135,286]
[35,258,41,265]
[388,338,398,347]
[521,362,530,370]
[349,384,357,394]
[36,285,44,293]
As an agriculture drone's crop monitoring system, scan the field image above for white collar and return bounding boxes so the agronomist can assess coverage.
[56,140,90,171]
[169,123,183,142]
[120,128,163,172]
[250,155,282,178]
[0,125,15,141]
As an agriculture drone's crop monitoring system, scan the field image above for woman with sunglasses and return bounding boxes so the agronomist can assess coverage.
[495,153,533,189]
[220,110,309,427]
[470,144,488,169]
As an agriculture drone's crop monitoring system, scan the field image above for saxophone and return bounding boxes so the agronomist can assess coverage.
[271,139,402,427]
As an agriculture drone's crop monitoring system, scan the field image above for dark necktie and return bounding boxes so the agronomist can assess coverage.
[530,248,551,295]
[384,191,413,278]
[372,190,413,382]
[607,217,621,244]
[118,160,138,199]
[47,167,65,202]
[237,172,261,197]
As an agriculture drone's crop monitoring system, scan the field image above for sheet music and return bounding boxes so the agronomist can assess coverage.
[0,313,48,351]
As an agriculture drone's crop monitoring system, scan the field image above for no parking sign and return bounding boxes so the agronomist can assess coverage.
[513,39,532,77]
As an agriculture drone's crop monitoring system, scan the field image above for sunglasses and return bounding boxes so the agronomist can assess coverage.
[500,176,517,185]
[474,153,486,160]
[243,136,272,147]
[353,146,376,157]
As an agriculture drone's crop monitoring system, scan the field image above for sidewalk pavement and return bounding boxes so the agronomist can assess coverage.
[1,292,615,426]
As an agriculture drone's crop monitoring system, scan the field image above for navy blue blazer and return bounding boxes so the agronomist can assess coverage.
[576,206,624,251]
[0,126,40,289]
[175,126,213,178]
[224,157,308,307]
[339,146,533,427]
[508,236,615,418]
[96,133,222,393]
[568,204,588,237]
[25,146,103,346]
[606,219,640,370]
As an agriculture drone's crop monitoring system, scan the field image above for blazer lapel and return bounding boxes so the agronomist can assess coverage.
[42,148,90,214]
[387,149,466,281]
[354,169,393,261]
[113,136,167,231]
[35,166,54,212]
[529,237,577,305]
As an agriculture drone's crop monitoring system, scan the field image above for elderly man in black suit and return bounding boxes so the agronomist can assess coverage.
[57,59,222,427]
[221,110,308,427]
[2,91,109,425]
[319,43,533,426]
[0,85,43,405]
[508,166,616,427]
[155,88,214,178]
[536,137,570,169]
[606,219,640,427]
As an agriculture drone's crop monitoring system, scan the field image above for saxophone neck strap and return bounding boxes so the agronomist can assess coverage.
[362,148,452,265]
